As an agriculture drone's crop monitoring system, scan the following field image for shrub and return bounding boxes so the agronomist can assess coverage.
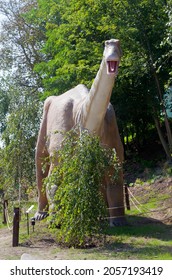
[46,127,120,247]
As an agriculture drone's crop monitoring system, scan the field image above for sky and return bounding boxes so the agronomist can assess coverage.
[0,11,6,28]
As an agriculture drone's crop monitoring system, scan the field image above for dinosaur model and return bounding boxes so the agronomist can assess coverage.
[35,39,126,226]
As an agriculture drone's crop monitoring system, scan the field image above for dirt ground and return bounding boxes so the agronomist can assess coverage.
[129,176,172,224]
[0,169,172,260]
[0,227,61,260]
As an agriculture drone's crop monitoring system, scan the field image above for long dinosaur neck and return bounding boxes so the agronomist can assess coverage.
[81,58,115,133]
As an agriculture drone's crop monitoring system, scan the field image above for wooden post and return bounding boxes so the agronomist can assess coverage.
[3,200,8,224]
[124,185,130,210]
[26,213,29,235]
[12,207,20,247]
[26,205,34,235]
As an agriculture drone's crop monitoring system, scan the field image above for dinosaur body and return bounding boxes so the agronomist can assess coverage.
[35,39,125,226]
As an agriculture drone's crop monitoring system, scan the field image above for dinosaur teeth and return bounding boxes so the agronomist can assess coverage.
[107,61,118,74]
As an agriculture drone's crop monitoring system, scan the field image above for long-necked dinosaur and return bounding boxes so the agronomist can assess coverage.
[35,39,126,226]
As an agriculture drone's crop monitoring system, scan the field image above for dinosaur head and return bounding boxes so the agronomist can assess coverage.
[104,39,122,76]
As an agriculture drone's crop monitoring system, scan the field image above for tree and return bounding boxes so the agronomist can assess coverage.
[112,0,172,159]
[0,0,43,88]
[0,78,41,200]
[0,0,43,199]
[161,0,172,88]
[0,86,9,134]
[31,0,171,159]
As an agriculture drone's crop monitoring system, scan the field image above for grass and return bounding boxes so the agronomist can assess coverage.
[0,175,172,260]
[105,221,172,259]
[1,213,172,260]
[1,187,172,260]
[13,212,172,260]
[0,220,6,229]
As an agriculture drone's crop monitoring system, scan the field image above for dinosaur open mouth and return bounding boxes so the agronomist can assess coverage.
[107,61,118,75]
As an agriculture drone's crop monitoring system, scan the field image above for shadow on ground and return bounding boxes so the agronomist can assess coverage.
[106,215,172,242]
[80,215,172,259]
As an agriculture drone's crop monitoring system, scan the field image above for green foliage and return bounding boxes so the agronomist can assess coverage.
[161,0,172,88]
[166,167,172,176]
[46,128,121,247]
[26,0,171,157]
[0,88,9,133]
[112,0,170,143]
[0,80,41,200]
[0,0,43,200]
[0,0,171,203]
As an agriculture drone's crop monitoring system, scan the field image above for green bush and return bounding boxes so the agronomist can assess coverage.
[46,128,120,247]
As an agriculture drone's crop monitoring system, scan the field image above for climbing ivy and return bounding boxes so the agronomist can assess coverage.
[45,128,121,247]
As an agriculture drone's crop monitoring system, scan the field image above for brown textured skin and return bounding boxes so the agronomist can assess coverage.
[35,40,126,226]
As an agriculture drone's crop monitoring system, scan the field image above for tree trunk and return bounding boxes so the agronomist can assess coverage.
[143,30,172,154]
[152,70,172,152]
[153,116,171,161]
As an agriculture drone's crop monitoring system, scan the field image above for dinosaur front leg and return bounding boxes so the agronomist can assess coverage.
[34,155,49,220]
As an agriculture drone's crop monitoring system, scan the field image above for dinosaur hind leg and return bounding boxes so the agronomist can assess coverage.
[106,171,127,226]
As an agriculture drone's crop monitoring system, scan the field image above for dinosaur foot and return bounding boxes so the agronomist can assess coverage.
[110,217,129,227]
[34,211,49,221]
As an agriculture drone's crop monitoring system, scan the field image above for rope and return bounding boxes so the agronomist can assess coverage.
[127,187,149,211]
[107,206,125,210]
[3,184,171,227]
[4,202,13,224]
[103,215,126,220]
[4,203,13,231]
[127,187,172,223]
[129,196,143,213]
